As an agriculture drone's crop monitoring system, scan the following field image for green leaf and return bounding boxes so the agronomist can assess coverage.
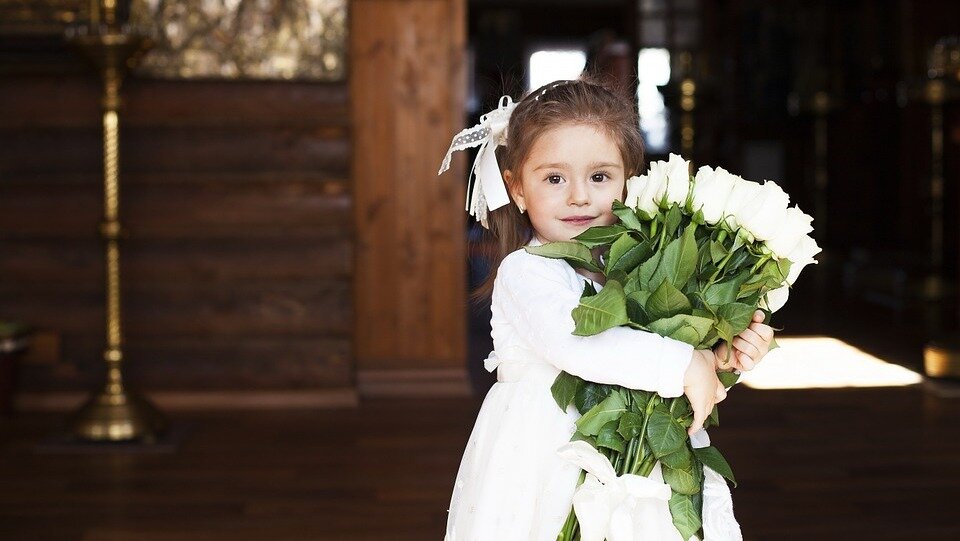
[575,382,612,415]
[646,404,687,458]
[625,295,650,326]
[668,492,702,541]
[608,236,655,275]
[715,318,734,344]
[596,420,626,453]
[646,278,692,320]
[646,314,715,347]
[650,222,699,291]
[664,204,683,238]
[709,240,728,265]
[693,446,738,487]
[623,267,643,296]
[637,250,663,288]
[691,207,705,225]
[524,241,601,273]
[617,411,645,440]
[574,225,628,248]
[581,280,597,297]
[717,302,756,335]
[612,200,645,231]
[550,371,582,413]
[575,390,627,436]
[701,279,739,307]
[606,233,640,273]
[629,390,652,413]
[717,370,741,389]
[769,335,779,351]
[659,445,693,470]
[662,463,700,495]
[572,280,629,336]
[773,257,791,285]
[570,431,597,446]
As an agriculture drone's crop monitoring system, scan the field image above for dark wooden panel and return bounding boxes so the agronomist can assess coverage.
[351,0,467,371]
[0,280,351,337]
[0,53,354,393]
[18,336,352,390]
[0,238,353,283]
[0,77,350,129]
[0,179,351,240]
[0,126,349,175]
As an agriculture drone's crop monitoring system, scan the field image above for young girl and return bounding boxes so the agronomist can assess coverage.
[439,78,774,541]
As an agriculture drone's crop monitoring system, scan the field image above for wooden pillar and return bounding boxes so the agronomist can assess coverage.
[350,0,470,396]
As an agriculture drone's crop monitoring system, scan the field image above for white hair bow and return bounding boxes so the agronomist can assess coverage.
[557,440,685,541]
[437,95,517,228]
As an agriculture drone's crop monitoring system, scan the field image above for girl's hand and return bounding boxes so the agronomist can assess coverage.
[714,309,775,372]
[683,349,727,436]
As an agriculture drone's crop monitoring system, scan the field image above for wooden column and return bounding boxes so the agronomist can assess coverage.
[351,0,469,396]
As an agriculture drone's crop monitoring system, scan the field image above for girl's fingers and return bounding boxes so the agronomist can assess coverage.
[737,327,764,348]
[737,350,755,370]
[753,310,764,323]
[732,336,761,359]
[689,407,705,435]
[715,381,727,402]
[748,321,775,341]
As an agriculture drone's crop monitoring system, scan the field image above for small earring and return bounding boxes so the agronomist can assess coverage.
[517,203,526,214]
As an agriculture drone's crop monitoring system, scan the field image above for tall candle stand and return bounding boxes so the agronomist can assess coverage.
[65,1,164,441]
[923,37,960,381]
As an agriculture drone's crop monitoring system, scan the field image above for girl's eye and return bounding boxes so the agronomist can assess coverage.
[591,172,610,182]
[546,174,563,184]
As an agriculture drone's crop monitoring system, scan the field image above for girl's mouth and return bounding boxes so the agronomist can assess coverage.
[562,216,596,226]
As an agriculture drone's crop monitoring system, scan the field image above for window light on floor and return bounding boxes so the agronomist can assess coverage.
[737,336,923,389]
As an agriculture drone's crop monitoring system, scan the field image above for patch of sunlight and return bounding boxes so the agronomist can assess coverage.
[738,336,923,389]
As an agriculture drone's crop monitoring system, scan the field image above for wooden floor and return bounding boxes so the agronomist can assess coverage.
[1,382,959,540]
[3,257,959,540]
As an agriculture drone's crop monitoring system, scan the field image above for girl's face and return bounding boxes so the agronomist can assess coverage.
[505,123,626,244]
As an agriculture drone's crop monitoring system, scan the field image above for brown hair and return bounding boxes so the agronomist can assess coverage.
[471,75,646,303]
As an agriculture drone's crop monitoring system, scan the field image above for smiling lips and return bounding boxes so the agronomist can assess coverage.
[561,216,596,226]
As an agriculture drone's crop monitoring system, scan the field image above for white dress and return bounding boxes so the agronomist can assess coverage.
[444,239,744,541]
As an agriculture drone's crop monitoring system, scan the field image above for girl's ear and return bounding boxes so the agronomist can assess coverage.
[504,169,526,209]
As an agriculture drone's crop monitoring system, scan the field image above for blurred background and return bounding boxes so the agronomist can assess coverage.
[0,0,958,539]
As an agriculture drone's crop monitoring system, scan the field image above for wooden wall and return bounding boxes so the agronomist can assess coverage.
[0,0,470,404]
[0,77,355,399]
[351,0,470,396]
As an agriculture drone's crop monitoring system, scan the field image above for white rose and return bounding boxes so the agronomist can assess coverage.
[785,235,821,284]
[691,165,737,224]
[626,159,669,213]
[763,285,790,313]
[735,180,790,241]
[658,153,691,208]
[721,176,762,231]
[624,175,642,209]
[765,206,814,259]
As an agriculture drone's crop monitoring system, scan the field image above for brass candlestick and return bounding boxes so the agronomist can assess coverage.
[677,52,696,162]
[921,36,959,302]
[65,3,164,441]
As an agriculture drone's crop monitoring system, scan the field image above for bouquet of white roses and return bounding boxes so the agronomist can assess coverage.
[526,154,820,541]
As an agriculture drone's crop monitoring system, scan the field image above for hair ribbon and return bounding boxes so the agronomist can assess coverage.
[437,95,516,228]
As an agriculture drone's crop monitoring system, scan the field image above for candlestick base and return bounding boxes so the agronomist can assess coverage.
[70,386,166,442]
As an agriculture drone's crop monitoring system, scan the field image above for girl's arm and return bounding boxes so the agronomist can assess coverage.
[493,250,694,397]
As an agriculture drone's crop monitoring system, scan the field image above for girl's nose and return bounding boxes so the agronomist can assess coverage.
[568,180,589,206]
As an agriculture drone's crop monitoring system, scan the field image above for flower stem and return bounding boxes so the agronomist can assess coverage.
[709,247,737,283]
[622,433,639,475]
[557,469,587,540]
[631,396,659,475]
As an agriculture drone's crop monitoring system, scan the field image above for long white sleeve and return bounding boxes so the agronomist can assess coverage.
[492,249,694,397]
